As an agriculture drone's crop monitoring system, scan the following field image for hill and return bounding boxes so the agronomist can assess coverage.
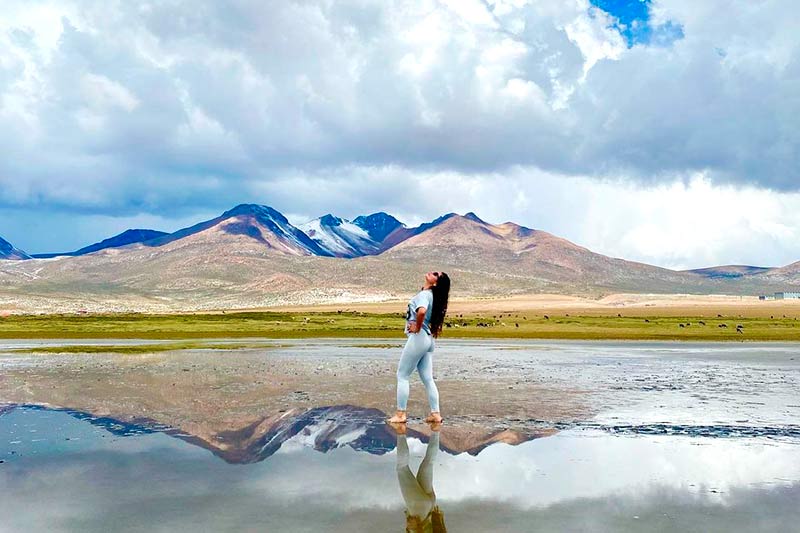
[0,236,30,260]
[33,229,169,258]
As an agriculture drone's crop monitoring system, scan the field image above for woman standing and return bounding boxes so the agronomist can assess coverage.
[388,271,451,424]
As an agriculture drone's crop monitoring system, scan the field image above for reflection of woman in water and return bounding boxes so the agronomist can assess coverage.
[395,424,447,533]
[388,271,451,424]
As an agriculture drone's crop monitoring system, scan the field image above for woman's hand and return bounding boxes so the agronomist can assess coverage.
[407,322,420,334]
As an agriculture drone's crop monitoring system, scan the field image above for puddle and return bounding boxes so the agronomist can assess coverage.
[1,406,799,532]
[2,339,800,531]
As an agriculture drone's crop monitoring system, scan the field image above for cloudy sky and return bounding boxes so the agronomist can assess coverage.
[1,0,798,269]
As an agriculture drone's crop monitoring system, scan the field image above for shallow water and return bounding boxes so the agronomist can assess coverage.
[1,339,799,532]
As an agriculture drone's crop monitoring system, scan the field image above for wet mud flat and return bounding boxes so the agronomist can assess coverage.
[1,339,800,531]
[0,339,594,443]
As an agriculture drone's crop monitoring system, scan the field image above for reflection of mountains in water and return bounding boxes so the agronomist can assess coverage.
[5,404,799,462]
[1,404,546,464]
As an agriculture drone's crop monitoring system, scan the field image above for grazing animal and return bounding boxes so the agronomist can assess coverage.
[699,321,706,325]
[718,324,728,328]
[515,323,519,328]
[544,315,549,320]
[679,323,685,328]
[644,319,650,323]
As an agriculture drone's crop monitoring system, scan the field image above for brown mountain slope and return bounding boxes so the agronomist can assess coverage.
[751,261,800,284]
[1,212,799,312]
[381,214,718,293]
[140,217,302,256]
[137,203,329,257]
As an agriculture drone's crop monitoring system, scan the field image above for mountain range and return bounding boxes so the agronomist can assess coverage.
[1,203,798,311]
[2,205,406,260]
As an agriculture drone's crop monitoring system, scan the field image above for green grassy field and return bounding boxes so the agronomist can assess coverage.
[1,311,799,341]
[6,341,275,354]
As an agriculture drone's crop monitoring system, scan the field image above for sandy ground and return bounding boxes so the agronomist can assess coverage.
[3,292,800,318]
[270,293,800,317]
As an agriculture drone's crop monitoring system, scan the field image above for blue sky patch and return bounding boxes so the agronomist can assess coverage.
[590,0,684,47]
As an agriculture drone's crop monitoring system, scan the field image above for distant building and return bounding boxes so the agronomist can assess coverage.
[774,292,800,300]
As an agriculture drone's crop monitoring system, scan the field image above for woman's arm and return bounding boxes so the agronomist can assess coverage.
[408,306,427,333]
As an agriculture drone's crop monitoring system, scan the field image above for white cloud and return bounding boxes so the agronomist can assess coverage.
[243,165,800,269]
[0,0,798,266]
[563,5,626,79]
[80,73,139,112]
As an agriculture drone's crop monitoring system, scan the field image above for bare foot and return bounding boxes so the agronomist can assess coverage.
[428,420,442,432]
[424,411,443,424]
[387,410,407,424]
[388,421,407,435]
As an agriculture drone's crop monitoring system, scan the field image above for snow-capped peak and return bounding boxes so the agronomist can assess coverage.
[299,214,379,257]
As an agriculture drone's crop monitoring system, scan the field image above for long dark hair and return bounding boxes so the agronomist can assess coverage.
[429,273,450,338]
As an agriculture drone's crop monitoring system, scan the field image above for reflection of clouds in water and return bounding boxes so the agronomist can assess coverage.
[258,430,800,509]
[430,432,800,508]
[6,410,799,513]
[2,420,800,532]
[439,483,800,533]
[254,445,401,510]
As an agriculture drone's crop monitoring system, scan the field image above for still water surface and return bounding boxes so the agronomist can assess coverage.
[1,340,799,532]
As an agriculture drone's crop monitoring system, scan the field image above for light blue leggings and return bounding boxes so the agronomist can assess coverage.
[396,432,439,519]
[396,332,440,412]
